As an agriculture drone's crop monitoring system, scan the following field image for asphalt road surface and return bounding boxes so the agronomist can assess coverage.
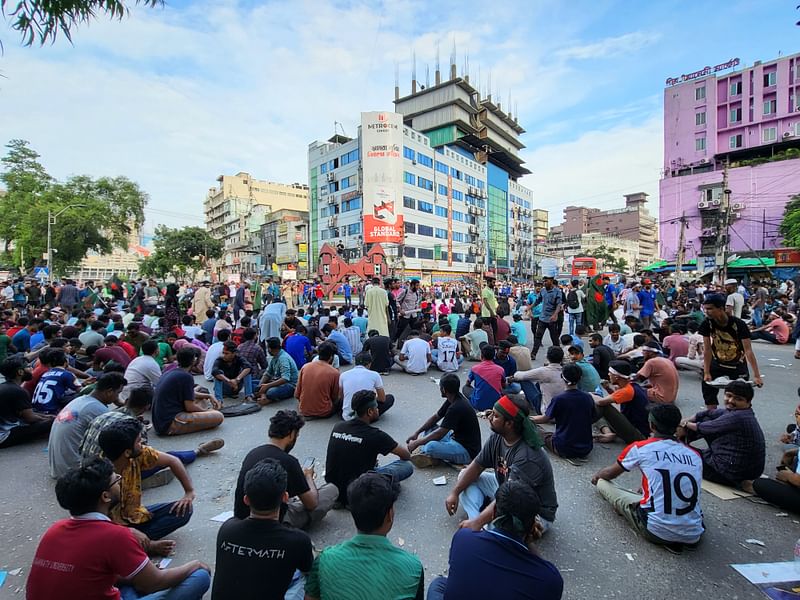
[1,328,798,599]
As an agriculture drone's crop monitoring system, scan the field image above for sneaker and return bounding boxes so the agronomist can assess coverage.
[410,450,441,469]
[142,468,174,490]
[196,438,225,457]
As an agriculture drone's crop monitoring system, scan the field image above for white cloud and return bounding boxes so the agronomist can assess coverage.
[555,31,662,61]
[520,114,664,226]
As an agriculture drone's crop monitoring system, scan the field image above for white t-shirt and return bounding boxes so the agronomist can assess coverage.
[725,292,744,319]
[204,342,224,381]
[435,337,460,372]
[400,337,430,374]
[618,438,704,543]
[183,324,205,340]
[339,365,384,419]
[566,289,585,314]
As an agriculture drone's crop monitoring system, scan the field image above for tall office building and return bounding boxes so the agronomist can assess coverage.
[307,60,544,281]
[659,53,800,261]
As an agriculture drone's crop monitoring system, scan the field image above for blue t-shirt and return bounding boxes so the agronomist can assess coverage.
[11,329,32,352]
[494,356,517,379]
[546,388,595,458]
[455,317,471,339]
[352,316,369,334]
[201,318,217,342]
[442,528,563,600]
[325,330,353,363]
[510,321,527,345]
[29,331,45,349]
[284,334,313,369]
[638,289,657,317]
[574,358,601,393]
[31,368,78,414]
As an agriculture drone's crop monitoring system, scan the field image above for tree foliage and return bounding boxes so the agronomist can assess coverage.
[0,139,147,274]
[1,0,163,47]
[587,244,629,273]
[779,194,800,248]
[139,226,223,283]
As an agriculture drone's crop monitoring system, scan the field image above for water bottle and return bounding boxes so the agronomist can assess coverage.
[794,538,800,561]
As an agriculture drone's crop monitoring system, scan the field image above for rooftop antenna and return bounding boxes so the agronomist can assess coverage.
[394,61,399,100]
[487,68,492,101]
[450,38,457,80]
[464,50,470,83]
[412,49,417,94]
[435,41,441,85]
[425,64,430,88]
[477,64,482,98]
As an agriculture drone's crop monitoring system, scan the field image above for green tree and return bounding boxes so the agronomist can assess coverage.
[1,0,163,46]
[0,139,148,274]
[587,244,629,273]
[140,226,223,283]
[779,194,800,247]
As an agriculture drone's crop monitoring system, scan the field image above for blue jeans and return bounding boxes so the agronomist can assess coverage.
[502,382,522,396]
[427,576,448,600]
[460,471,499,520]
[265,383,296,402]
[568,312,582,335]
[214,375,254,400]
[752,305,764,327]
[375,460,414,482]
[431,350,464,371]
[119,567,210,600]
[142,450,196,480]
[519,380,542,414]
[132,502,193,540]
[421,430,471,464]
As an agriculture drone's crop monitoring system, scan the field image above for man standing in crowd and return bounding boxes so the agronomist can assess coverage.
[234,410,337,530]
[365,277,390,337]
[481,274,499,341]
[724,278,745,318]
[395,278,421,343]
[530,276,563,361]
[592,404,705,553]
[305,472,424,600]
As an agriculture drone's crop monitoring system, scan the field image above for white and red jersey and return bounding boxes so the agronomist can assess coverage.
[617,437,704,543]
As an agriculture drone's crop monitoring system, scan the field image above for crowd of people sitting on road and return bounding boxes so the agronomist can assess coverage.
[0,271,797,599]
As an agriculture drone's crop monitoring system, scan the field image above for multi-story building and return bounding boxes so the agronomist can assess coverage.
[308,62,543,282]
[659,53,800,261]
[549,192,658,266]
[204,172,308,278]
[545,232,640,273]
[69,226,151,282]
[260,209,309,279]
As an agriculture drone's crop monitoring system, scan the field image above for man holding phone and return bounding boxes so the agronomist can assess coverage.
[233,410,338,530]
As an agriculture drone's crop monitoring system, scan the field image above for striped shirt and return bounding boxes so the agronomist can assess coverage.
[341,326,363,355]
[305,534,423,600]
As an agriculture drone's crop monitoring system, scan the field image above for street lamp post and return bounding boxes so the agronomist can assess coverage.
[47,204,85,281]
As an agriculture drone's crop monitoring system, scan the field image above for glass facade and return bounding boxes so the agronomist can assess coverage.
[488,185,508,267]
[309,166,318,271]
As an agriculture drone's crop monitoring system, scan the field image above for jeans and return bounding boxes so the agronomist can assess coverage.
[753,478,800,513]
[531,319,560,359]
[752,305,764,327]
[375,459,414,483]
[214,375,254,400]
[502,382,522,396]
[142,450,196,480]
[284,570,305,600]
[519,380,542,414]
[427,576,448,600]
[568,312,582,335]
[265,383,296,402]
[421,430,471,464]
[118,569,210,600]
[751,330,780,344]
[460,471,499,520]
[132,502,193,540]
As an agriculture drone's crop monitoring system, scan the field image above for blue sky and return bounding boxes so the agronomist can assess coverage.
[0,0,797,233]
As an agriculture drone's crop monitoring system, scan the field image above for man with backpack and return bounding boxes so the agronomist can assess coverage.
[566,280,585,337]
[394,278,421,345]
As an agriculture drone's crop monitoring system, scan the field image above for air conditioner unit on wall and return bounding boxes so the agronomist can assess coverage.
[732,202,745,211]
[697,200,709,209]
[326,173,335,182]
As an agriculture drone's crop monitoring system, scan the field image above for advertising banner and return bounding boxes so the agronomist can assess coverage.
[362,111,404,243]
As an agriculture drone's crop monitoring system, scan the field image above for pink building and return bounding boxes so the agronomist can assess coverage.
[659,52,800,261]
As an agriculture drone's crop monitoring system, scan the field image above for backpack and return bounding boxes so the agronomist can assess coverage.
[567,289,580,310]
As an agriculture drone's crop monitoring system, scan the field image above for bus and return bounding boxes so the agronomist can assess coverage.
[571,257,603,278]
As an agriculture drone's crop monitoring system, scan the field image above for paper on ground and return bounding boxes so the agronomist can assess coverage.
[211,510,234,522]
[731,561,800,584]
[701,479,753,500]
[433,476,447,485]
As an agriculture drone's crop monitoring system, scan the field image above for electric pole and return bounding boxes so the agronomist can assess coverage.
[675,213,687,287]
[714,163,732,285]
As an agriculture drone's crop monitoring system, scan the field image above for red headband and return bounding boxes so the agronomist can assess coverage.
[497,395,518,418]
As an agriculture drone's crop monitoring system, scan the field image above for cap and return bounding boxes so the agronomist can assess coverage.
[643,279,651,284]
[724,278,738,285]
[642,341,663,354]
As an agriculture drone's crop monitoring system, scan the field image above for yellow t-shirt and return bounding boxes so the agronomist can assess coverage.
[112,446,160,525]
[481,287,498,318]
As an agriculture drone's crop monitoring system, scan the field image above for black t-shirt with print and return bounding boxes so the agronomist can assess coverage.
[698,316,750,366]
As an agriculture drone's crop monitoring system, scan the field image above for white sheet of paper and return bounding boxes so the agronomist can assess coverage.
[210,511,234,522]
[731,561,800,584]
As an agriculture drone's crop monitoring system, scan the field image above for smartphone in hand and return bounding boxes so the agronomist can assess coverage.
[302,457,316,470]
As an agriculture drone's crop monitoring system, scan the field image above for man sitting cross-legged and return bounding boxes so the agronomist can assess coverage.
[445,395,558,535]
[304,472,424,600]
[428,481,564,600]
[591,360,650,445]
[406,373,482,468]
[26,458,210,600]
[592,404,705,553]
[98,417,197,554]
[212,340,254,403]
[233,410,337,530]
[213,459,313,600]
[394,329,432,374]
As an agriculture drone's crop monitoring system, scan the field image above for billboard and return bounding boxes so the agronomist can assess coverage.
[361,111,404,243]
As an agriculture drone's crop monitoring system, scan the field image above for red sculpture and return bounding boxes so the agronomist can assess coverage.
[316,243,389,297]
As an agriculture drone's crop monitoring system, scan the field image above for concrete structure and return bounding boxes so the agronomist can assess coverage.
[545,233,640,273]
[659,53,800,260]
[69,227,151,282]
[308,60,543,281]
[550,193,658,266]
[204,172,308,278]
[260,209,309,279]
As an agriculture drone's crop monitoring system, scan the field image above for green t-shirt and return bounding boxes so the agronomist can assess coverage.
[0,335,11,363]
[155,342,173,368]
[305,534,423,600]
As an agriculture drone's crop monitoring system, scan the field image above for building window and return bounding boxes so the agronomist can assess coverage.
[329,182,338,193]
[418,224,433,236]
[418,248,434,259]
[452,190,464,201]
[763,71,777,87]
[340,149,359,165]
[342,197,361,212]
[729,107,742,123]
[417,176,433,191]
[404,146,415,161]
[435,161,449,175]
[452,232,464,242]
[404,246,416,258]
[417,200,433,214]
[763,127,777,142]
[763,98,777,115]
[729,80,742,96]
[450,167,462,180]
[403,196,415,209]
[347,222,362,235]
[452,210,464,222]
[695,137,706,151]
[404,171,416,185]
[452,252,463,262]
[417,153,433,168]
[404,222,416,234]
[438,184,448,196]
[320,162,328,174]
[695,86,706,101]
[729,134,743,149]
[435,228,448,239]
[695,111,706,126]
[435,206,448,218]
